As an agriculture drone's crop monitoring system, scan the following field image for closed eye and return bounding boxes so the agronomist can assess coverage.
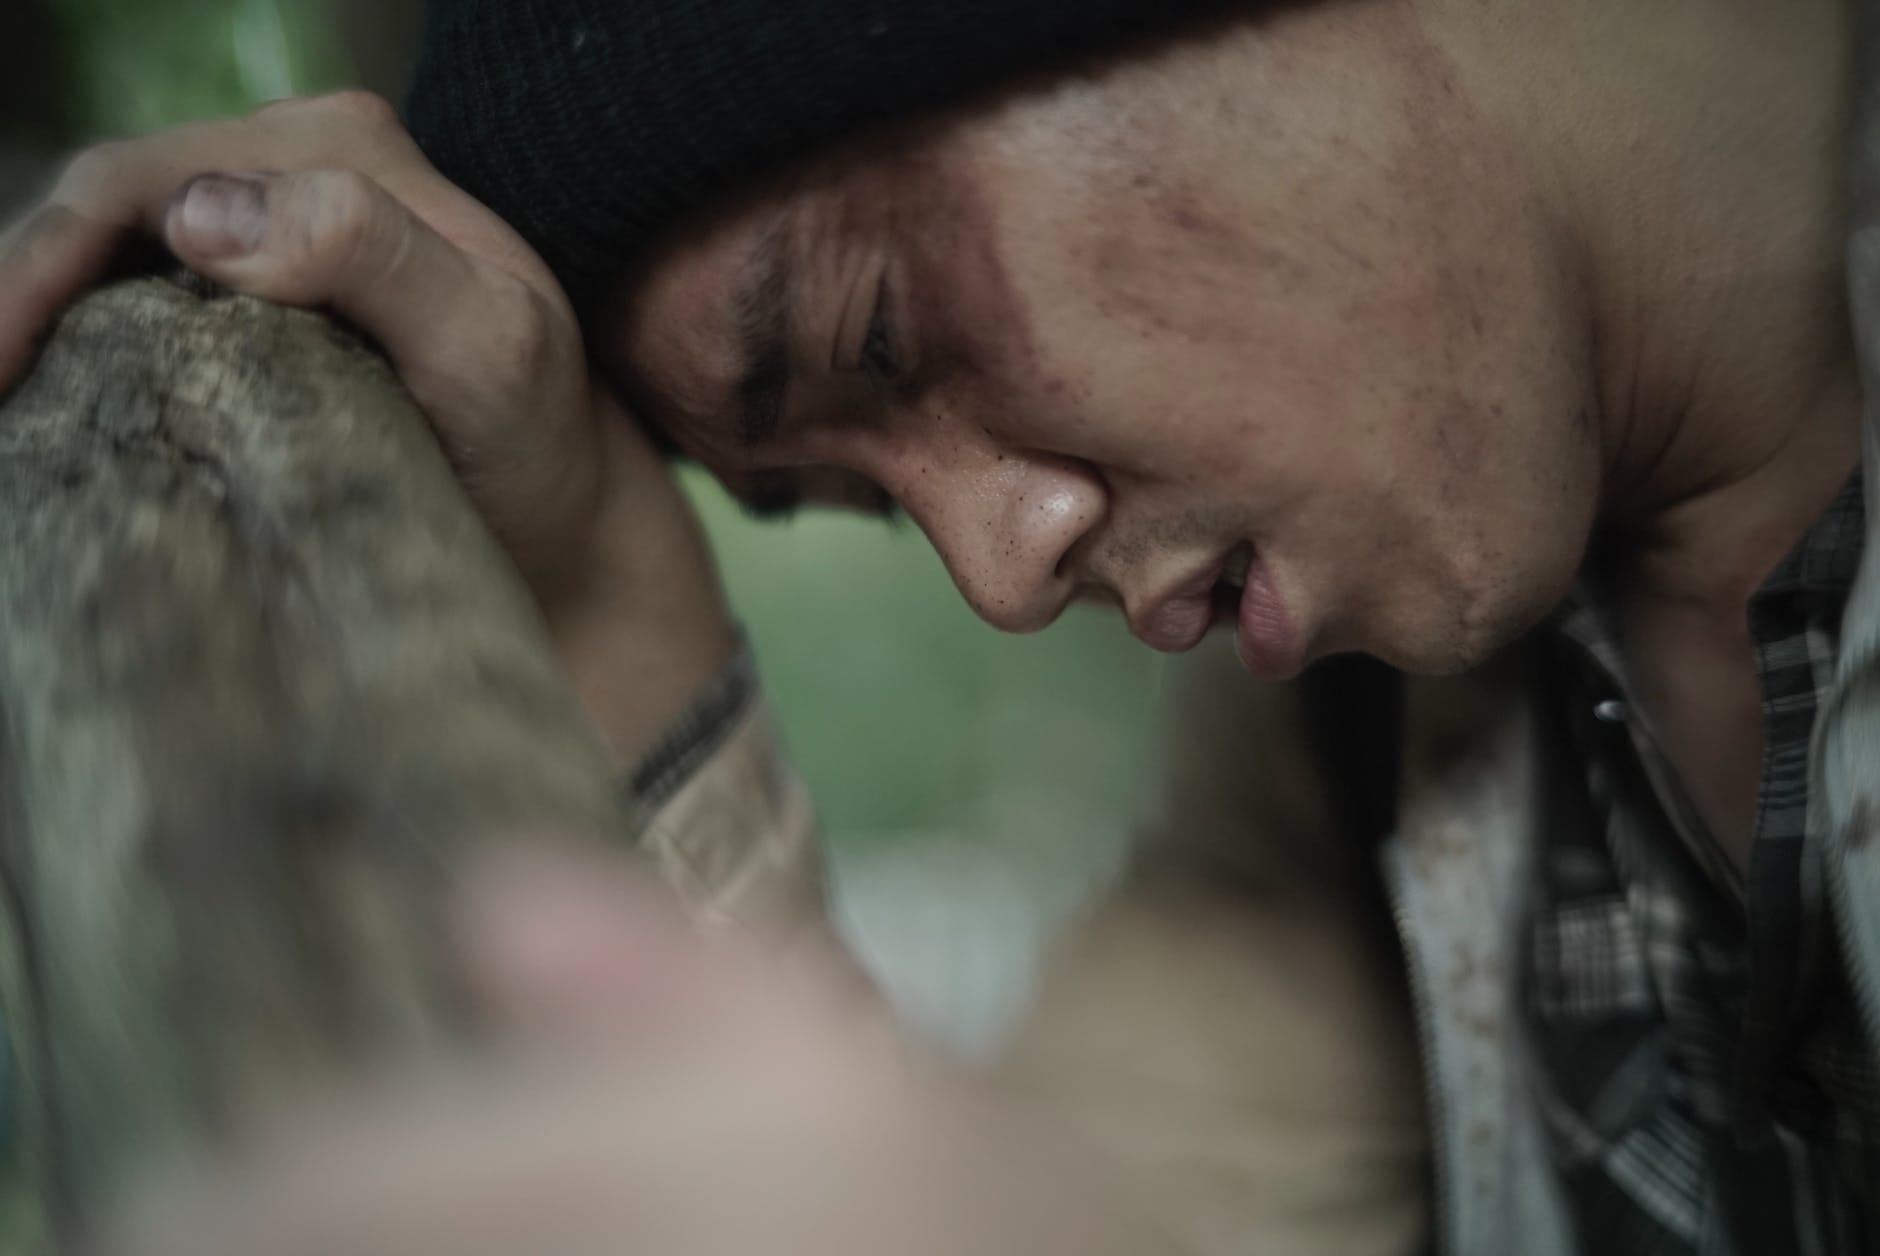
[738,469,902,523]
[860,276,899,384]
[743,479,804,521]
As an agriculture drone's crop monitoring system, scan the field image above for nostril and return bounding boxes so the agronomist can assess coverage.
[1046,497,1102,583]
[923,449,1104,633]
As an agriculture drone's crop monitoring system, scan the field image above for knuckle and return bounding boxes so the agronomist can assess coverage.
[0,204,78,265]
[292,169,395,277]
[248,91,411,175]
[315,89,401,129]
[51,141,128,205]
[492,283,565,379]
[257,89,399,130]
[248,93,314,120]
[248,94,297,116]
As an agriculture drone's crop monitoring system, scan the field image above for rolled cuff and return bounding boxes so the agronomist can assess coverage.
[627,640,828,939]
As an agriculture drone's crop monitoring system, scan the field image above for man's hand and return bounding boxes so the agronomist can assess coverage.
[88,848,1171,1256]
[0,93,737,764]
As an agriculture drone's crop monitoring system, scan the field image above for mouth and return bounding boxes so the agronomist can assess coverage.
[1209,560,1247,618]
[1129,542,1253,654]
[1230,550,1305,681]
[1127,543,1305,680]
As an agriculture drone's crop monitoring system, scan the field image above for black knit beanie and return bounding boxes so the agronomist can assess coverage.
[404,0,1239,316]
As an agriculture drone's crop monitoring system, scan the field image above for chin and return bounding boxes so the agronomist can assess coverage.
[1357,634,1476,678]
[1363,588,1538,678]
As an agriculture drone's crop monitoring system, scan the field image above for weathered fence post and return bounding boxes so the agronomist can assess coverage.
[0,274,631,1230]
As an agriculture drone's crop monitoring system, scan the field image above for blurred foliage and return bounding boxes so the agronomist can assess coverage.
[692,471,1162,850]
[16,0,1168,856]
[54,0,349,138]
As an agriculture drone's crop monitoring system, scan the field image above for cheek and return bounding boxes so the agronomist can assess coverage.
[1031,155,1596,661]
[1322,339,1601,669]
[1290,248,1600,663]
[940,236,1255,481]
[988,251,1378,510]
[1373,220,1600,600]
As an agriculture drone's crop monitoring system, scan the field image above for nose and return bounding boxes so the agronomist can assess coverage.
[879,443,1104,633]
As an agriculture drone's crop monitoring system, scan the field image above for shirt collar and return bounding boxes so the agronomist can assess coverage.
[1553,467,1866,695]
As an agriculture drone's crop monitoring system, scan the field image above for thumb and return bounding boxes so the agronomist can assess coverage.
[162,170,541,407]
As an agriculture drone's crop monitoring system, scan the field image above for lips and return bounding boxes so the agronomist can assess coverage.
[1234,550,1304,681]
[1128,544,1251,654]
[1124,543,1304,679]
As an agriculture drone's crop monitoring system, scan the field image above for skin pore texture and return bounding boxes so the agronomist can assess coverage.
[608,0,1859,867]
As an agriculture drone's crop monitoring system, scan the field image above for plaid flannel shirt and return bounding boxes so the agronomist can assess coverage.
[1528,471,1880,1254]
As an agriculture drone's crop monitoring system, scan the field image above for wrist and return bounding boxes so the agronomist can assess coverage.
[548,584,739,772]
[537,405,741,769]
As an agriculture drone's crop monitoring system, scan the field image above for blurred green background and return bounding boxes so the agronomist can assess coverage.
[0,0,1169,860]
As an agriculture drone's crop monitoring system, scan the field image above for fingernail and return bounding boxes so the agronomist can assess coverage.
[173,174,269,258]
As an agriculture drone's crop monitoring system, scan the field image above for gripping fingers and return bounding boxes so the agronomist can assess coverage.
[163,169,499,399]
[0,119,309,395]
[0,202,135,393]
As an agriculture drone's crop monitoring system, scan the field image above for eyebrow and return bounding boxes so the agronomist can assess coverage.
[731,223,793,448]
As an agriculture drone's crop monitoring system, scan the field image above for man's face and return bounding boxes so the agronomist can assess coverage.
[609,8,1604,678]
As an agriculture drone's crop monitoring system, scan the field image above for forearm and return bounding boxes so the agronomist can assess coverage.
[555,595,854,977]
[551,592,740,776]
[542,424,743,775]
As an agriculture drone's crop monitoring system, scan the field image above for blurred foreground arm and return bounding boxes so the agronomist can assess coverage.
[1001,873,1430,1256]
[999,640,1432,1256]
[88,849,1181,1256]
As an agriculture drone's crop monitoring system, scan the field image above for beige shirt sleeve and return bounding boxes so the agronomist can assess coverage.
[634,691,832,943]
[628,674,881,1006]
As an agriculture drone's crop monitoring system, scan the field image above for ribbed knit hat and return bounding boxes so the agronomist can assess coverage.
[404,0,1238,314]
